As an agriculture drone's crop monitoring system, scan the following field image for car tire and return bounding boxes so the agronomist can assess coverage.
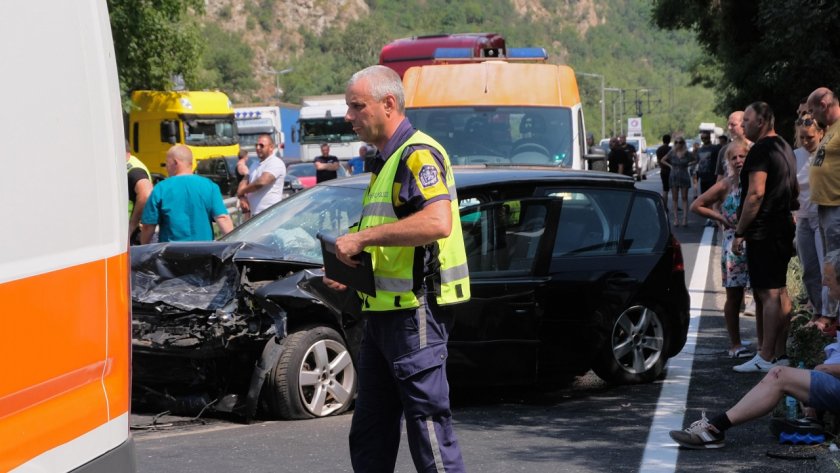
[263,326,356,419]
[593,304,667,384]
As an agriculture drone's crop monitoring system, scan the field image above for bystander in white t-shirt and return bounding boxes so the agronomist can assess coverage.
[247,155,286,215]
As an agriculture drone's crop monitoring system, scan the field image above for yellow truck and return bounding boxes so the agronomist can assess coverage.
[129,90,239,177]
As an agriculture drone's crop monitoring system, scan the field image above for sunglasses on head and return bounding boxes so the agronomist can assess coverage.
[796,117,818,127]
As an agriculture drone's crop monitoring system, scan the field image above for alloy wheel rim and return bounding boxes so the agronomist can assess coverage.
[297,339,356,416]
[610,305,664,374]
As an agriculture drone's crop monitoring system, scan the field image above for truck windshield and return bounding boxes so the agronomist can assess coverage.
[406,106,574,167]
[298,118,358,144]
[181,115,237,147]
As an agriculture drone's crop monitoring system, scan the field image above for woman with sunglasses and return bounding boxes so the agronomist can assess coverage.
[794,114,829,322]
[661,137,697,226]
[691,138,756,358]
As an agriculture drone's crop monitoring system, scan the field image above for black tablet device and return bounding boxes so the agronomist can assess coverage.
[318,233,376,297]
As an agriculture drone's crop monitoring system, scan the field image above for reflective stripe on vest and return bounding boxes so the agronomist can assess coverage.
[357,130,470,311]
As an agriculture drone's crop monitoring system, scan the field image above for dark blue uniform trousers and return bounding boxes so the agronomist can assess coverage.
[349,296,466,473]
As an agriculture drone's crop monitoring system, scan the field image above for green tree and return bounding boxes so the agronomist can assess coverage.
[652,0,840,140]
[108,0,205,106]
[196,24,258,98]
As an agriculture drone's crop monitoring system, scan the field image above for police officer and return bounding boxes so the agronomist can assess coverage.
[326,65,470,472]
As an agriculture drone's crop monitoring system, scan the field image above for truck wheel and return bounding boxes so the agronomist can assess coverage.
[592,304,667,384]
[263,326,356,419]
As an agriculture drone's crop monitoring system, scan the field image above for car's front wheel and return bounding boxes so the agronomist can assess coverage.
[593,304,666,384]
[263,326,356,419]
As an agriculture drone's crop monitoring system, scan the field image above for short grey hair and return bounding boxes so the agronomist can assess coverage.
[826,250,840,283]
[348,65,405,113]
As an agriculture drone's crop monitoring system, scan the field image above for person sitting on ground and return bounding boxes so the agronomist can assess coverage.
[669,249,840,450]
[691,137,757,358]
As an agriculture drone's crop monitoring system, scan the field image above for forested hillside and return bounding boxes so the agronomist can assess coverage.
[162,0,727,140]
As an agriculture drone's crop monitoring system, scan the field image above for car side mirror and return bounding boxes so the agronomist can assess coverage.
[584,153,607,172]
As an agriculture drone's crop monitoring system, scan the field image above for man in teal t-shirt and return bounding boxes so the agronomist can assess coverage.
[140,145,233,243]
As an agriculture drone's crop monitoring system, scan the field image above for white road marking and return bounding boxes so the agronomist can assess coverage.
[638,226,714,473]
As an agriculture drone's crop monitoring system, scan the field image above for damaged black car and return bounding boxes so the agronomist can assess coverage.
[131,168,690,421]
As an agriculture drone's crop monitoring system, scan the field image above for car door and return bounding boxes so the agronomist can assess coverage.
[534,188,667,376]
[447,197,562,387]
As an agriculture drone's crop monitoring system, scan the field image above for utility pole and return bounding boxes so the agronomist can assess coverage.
[264,67,294,103]
[577,72,605,140]
[605,87,624,135]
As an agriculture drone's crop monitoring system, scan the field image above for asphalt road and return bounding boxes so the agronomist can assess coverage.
[132,168,840,472]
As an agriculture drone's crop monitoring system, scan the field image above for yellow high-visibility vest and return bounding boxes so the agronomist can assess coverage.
[356,131,470,311]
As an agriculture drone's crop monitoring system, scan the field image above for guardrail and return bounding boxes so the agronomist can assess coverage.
[223,197,245,227]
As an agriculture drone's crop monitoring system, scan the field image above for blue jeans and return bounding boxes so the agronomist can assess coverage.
[796,215,829,315]
[818,205,840,315]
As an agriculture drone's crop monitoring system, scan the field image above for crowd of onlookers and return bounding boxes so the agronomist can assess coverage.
[666,87,840,450]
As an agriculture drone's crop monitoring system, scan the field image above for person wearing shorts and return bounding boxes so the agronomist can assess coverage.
[732,102,799,373]
[656,134,672,209]
[668,249,840,450]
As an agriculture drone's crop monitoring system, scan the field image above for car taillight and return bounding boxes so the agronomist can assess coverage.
[671,235,684,272]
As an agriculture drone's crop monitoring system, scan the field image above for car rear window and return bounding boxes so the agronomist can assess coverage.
[544,189,664,256]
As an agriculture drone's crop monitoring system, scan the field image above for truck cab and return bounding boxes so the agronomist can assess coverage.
[292,95,362,162]
[235,106,284,157]
[129,90,239,177]
[380,33,506,78]
[403,48,590,170]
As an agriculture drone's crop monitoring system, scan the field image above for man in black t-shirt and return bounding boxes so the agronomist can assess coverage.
[314,142,341,183]
[732,102,799,373]
[607,137,632,176]
[619,135,639,179]
[656,134,672,208]
[696,131,721,194]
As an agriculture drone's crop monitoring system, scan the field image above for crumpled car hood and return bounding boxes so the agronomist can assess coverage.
[131,241,303,312]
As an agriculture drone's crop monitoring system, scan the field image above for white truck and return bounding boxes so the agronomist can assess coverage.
[699,122,725,142]
[235,105,284,156]
[292,94,363,162]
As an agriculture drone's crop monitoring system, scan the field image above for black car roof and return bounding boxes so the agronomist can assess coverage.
[323,166,637,191]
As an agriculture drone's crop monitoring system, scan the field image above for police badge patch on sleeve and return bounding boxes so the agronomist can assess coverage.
[418,165,439,187]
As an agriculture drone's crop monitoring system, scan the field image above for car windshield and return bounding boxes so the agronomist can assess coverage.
[287,162,348,178]
[180,115,237,147]
[299,118,358,144]
[406,106,574,167]
[221,184,364,264]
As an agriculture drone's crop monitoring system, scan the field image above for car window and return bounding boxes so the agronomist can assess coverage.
[623,194,664,253]
[545,189,632,257]
[460,199,550,275]
[287,162,349,178]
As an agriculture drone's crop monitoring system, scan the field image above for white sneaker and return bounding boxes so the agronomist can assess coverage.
[743,301,756,316]
[733,353,774,373]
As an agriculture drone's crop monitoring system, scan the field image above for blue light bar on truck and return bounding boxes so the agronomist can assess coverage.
[434,48,473,59]
[433,47,548,62]
[507,48,548,60]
